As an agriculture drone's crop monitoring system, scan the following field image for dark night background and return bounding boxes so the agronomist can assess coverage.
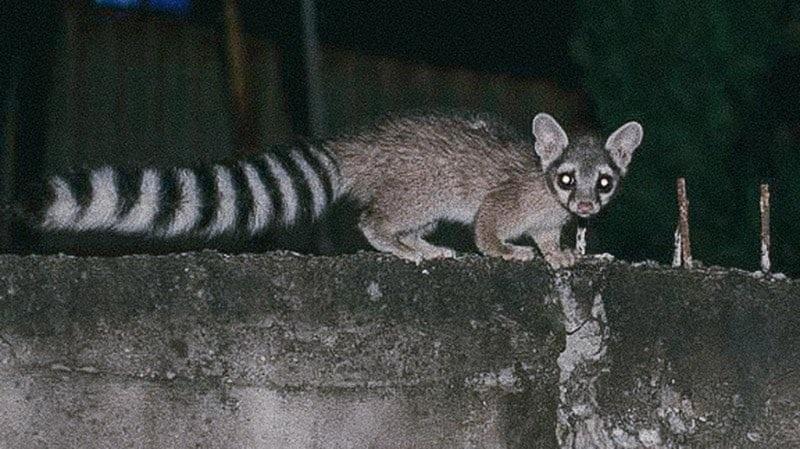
[2,0,800,275]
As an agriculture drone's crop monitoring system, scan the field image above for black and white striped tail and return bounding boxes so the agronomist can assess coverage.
[38,142,342,239]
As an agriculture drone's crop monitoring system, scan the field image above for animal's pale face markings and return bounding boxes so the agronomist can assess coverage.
[550,160,621,217]
[558,172,575,190]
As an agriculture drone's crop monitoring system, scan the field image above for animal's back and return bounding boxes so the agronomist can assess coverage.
[324,112,539,209]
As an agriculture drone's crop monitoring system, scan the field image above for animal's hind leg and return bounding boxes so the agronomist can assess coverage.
[359,209,455,263]
[398,223,456,260]
[359,210,420,262]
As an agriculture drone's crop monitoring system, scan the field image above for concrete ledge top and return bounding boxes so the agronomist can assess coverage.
[1,251,796,390]
[0,251,566,389]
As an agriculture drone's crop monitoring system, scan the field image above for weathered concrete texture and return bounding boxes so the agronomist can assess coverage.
[573,261,800,449]
[0,252,798,449]
[0,252,562,449]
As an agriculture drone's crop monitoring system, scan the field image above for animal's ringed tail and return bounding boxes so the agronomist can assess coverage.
[38,142,342,239]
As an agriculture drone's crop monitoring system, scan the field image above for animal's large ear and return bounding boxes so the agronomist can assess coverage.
[532,113,569,170]
[605,122,643,175]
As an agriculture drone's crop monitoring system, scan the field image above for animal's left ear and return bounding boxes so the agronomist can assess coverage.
[532,113,569,170]
[605,122,643,175]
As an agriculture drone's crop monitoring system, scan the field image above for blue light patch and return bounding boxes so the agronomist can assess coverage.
[94,0,190,15]
[95,0,141,8]
[149,0,191,15]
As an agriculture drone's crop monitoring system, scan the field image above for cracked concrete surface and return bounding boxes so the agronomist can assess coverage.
[0,251,798,448]
[554,273,612,449]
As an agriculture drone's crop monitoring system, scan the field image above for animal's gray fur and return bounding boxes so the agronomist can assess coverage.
[323,111,642,267]
[33,111,642,268]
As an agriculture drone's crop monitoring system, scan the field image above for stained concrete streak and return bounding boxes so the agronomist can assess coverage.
[553,273,614,448]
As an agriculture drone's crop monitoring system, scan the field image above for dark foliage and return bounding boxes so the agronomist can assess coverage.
[573,0,800,273]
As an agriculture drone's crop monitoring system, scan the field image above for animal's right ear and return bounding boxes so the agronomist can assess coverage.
[605,121,643,175]
[532,113,569,170]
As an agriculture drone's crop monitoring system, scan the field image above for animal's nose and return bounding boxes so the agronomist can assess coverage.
[577,201,594,213]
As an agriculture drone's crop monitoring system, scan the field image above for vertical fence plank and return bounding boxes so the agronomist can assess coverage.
[224,0,261,156]
[676,178,693,268]
[760,184,771,274]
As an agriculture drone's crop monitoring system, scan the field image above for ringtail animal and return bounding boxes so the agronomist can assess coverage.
[20,111,642,268]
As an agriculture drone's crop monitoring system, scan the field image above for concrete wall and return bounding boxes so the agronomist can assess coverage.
[0,252,797,448]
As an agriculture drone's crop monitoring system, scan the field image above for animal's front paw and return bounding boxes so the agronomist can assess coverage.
[397,252,424,265]
[499,245,537,262]
[543,249,577,270]
[424,247,457,260]
[396,247,457,265]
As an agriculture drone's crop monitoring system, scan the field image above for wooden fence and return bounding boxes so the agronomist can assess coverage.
[32,10,588,171]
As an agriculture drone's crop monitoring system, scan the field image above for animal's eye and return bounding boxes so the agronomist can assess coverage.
[597,175,614,193]
[557,173,575,190]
